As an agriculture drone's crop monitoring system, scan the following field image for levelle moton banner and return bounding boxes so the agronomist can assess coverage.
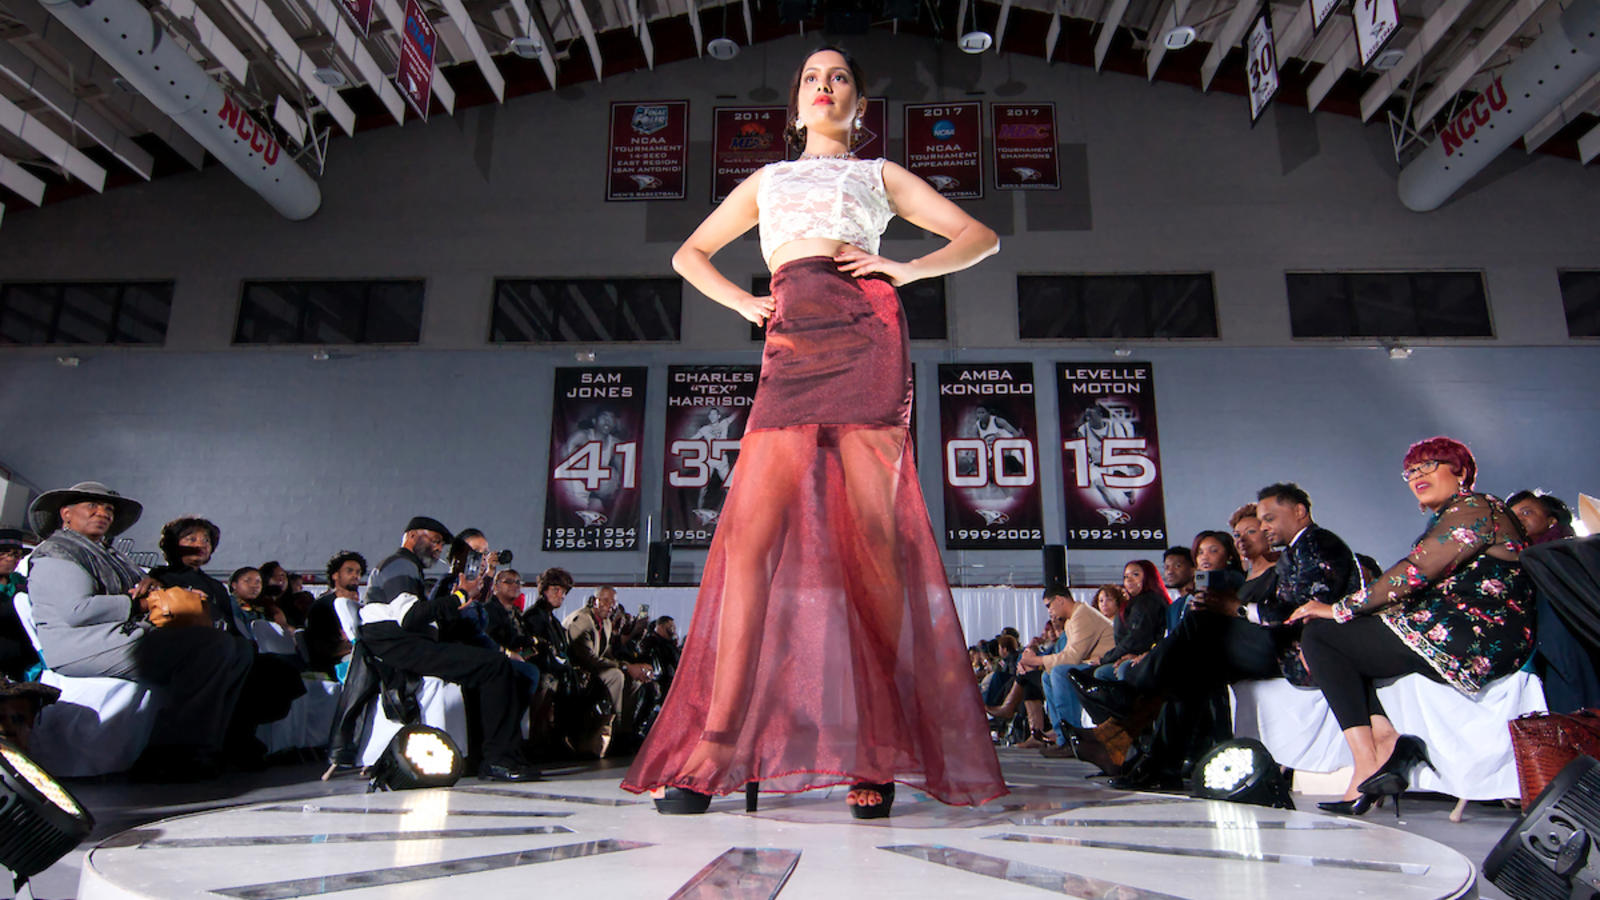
[1055,362,1169,550]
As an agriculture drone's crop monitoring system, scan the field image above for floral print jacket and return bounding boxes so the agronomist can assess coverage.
[1332,491,1534,694]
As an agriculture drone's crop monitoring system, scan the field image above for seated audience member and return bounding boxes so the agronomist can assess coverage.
[565,586,655,756]
[1161,547,1196,633]
[1021,587,1116,758]
[257,562,298,627]
[0,675,60,753]
[1097,560,1168,677]
[482,568,542,702]
[1509,490,1576,546]
[25,481,259,776]
[1292,437,1534,814]
[432,529,502,650]
[1230,504,1280,609]
[230,566,289,637]
[307,551,364,678]
[147,517,236,635]
[359,516,537,781]
[0,529,40,681]
[639,616,681,694]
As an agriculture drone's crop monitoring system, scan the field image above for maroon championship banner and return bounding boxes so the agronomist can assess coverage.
[543,367,648,551]
[338,0,373,35]
[991,103,1059,190]
[855,98,888,160]
[712,107,785,203]
[938,363,1044,550]
[606,100,688,201]
[397,0,435,121]
[904,102,983,200]
[660,365,760,546]
[1056,363,1169,550]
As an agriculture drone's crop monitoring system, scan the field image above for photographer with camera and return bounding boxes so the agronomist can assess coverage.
[357,516,538,782]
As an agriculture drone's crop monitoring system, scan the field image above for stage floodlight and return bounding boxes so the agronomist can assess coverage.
[1485,754,1600,899]
[367,725,463,793]
[1190,738,1295,810]
[0,738,94,887]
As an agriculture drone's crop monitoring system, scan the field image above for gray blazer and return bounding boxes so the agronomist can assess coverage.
[26,556,147,674]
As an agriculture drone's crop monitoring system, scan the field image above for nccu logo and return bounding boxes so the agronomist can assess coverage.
[1439,77,1508,157]
[932,119,956,140]
[632,105,670,135]
[216,95,281,165]
[576,510,609,526]
[1097,508,1132,525]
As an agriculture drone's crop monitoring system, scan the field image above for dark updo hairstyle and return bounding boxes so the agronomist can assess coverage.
[158,516,220,565]
[1507,490,1573,528]
[1402,436,1477,490]
[783,45,868,152]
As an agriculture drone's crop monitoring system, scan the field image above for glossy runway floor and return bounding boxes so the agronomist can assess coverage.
[65,751,1490,900]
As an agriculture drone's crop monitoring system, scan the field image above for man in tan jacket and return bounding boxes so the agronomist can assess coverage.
[1019,587,1114,758]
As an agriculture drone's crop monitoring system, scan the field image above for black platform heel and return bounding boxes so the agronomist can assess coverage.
[849,782,895,819]
[1358,735,1436,796]
[746,781,760,812]
[653,787,712,815]
[1316,793,1384,816]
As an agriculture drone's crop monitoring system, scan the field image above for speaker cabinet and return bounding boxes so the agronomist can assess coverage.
[646,541,672,586]
[1042,544,1067,590]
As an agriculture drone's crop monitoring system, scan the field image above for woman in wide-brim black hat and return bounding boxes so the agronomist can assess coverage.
[28,480,144,542]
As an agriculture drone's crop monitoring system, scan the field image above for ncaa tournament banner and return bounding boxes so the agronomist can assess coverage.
[1055,362,1169,550]
[991,103,1059,190]
[938,363,1044,549]
[397,0,435,120]
[543,367,648,551]
[904,102,983,199]
[712,107,786,202]
[606,100,688,201]
[661,365,760,546]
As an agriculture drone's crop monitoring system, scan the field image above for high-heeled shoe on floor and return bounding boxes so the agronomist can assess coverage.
[653,787,712,815]
[1316,793,1384,816]
[848,782,895,819]
[1358,735,1436,796]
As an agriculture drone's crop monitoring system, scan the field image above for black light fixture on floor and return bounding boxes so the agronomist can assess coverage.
[367,725,463,793]
[0,738,94,891]
[1190,738,1294,810]
[1484,754,1600,899]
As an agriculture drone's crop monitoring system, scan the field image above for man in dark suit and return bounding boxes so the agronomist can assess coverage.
[1072,482,1360,788]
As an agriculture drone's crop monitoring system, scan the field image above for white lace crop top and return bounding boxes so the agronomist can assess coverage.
[757,156,894,267]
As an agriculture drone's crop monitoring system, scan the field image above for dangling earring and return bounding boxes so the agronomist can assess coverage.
[854,116,863,130]
[794,118,804,130]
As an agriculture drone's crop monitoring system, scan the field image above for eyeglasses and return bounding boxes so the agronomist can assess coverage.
[1401,459,1442,482]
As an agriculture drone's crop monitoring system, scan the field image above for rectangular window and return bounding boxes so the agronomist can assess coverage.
[1017,273,1218,339]
[235,280,424,344]
[749,275,947,341]
[492,278,681,343]
[1286,271,1492,338]
[0,281,173,345]
[1558,270,1600,338]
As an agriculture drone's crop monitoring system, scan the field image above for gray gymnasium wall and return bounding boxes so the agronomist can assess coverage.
[0,32,1596,585]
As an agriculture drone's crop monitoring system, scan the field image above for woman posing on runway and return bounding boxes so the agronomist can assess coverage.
[621,46,1007,817]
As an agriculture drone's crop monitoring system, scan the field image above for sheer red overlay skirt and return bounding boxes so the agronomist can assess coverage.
[621,257,1007,806]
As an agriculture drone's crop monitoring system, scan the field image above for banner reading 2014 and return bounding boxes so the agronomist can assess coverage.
[938,363,1044,549]
[1055,363,1168,550]
[543,367,648,551]
[661,365,759,547]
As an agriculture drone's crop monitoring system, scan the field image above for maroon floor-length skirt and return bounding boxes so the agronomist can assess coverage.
[621,256,1007,806]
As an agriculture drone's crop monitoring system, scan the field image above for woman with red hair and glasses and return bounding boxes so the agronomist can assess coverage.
[1289,436,1533,816]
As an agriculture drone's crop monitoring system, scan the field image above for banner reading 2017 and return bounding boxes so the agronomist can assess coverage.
[1056,362,1168,550]
[661,365,760,547]
[938,363,1044,549]
[543,367,648,551]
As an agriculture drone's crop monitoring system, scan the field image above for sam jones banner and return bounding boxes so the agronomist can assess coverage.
[661,365,760,547]
[1055,362,1169,550]
[606,100,689,201]
[938,363,1044,550]
[543,367,648,551]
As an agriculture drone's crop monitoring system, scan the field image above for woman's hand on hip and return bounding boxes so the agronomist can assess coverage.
[731,294,776,326]
[834,245,913,285]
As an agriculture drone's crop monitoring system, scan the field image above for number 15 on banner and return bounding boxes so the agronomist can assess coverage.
[554,441,638,490]
[1061,437,1156,489]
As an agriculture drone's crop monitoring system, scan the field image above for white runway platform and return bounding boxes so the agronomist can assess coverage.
[69,751,1485,900]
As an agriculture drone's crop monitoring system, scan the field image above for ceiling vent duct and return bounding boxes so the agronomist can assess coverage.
[37,0,321,220]
[1397,0,1600,212]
